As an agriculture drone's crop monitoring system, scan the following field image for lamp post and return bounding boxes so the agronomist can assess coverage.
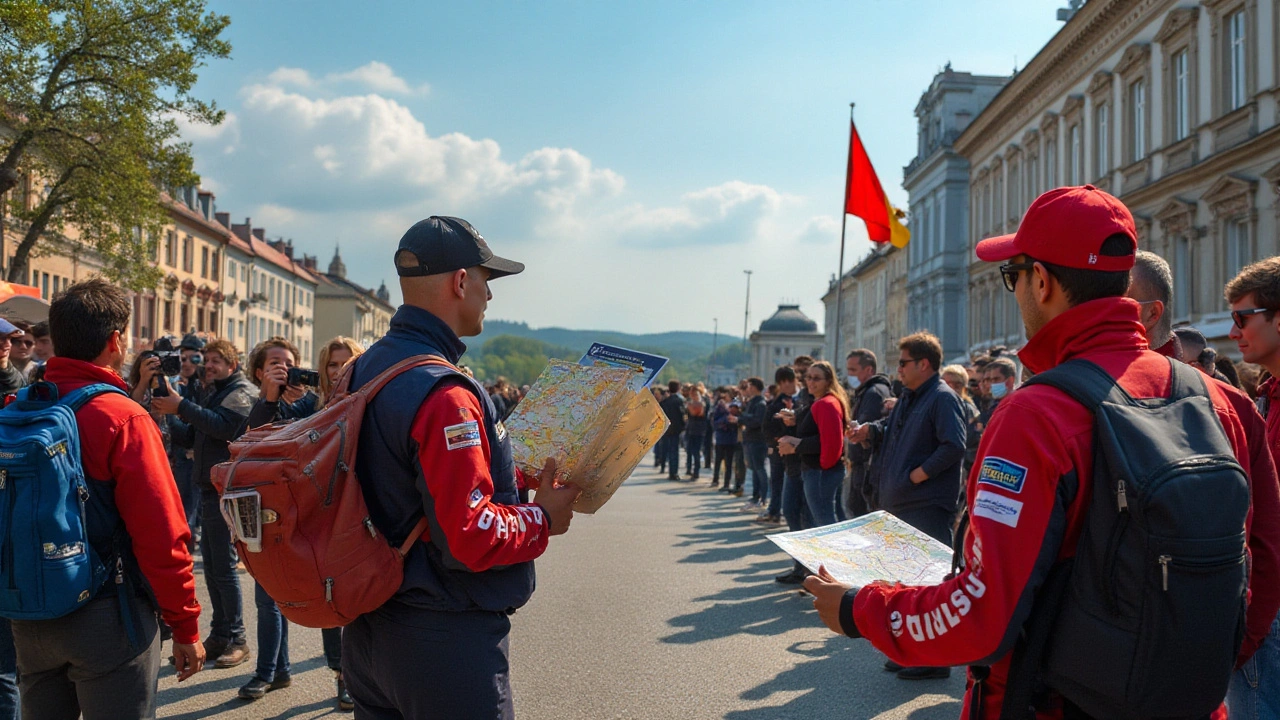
[708,318,718,383]
[742,270,752,376]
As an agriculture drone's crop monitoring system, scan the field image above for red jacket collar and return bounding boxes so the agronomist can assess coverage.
[1018,297,1149,375]
[42,357,129,393]
[1262,376,1280,403]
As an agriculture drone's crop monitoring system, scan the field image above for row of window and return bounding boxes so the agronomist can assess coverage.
[224,257,314,312]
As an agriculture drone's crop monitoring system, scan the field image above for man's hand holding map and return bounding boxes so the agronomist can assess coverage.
[767,511,953,588]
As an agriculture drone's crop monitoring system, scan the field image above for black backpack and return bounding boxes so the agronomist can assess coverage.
[1009,358,1249,719]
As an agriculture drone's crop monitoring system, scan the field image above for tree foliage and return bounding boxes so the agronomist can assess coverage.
[0,0,231,288]
[462,335,578,387]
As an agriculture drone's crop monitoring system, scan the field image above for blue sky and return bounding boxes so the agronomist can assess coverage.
[187,0,1067,337]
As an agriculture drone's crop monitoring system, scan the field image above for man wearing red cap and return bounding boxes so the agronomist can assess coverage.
[805,185,1280,719]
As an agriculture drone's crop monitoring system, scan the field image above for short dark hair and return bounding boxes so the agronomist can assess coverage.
[898,331,943,372]
[792,355,814,367]
[49,278,130,362]
[972,355,992,369]
[1029,234,1134,307]
[747,377,764,392]
[985,357,1017,381]
[774,365,796,383]
[1225,256,1280,318]
[30,321,49,339]
[846,348,877,373]
[667,380,681,394]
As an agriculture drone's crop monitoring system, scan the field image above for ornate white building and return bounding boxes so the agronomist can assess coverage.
[748,304,824,379]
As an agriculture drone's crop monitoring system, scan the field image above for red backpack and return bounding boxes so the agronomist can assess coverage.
[211,354,449,628]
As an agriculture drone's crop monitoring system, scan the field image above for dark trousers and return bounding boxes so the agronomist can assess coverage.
[13,596,160,720]
[343,605,513,720]
[735,447,747,490]
[253,581,289,682]
[169,456,199,539]
[843,464,872,520]
[654,435,666,468]
[742,441,768,502]
[766,452,785,517]
[322,628,342,672]
[713,444,737,486]
[891,505,955,548]
[702,433,712,468]
[664,430,682,478]
[199,491,245,644]
[780,465,812,573]
[0,620,16,720]
[685,434,705,477]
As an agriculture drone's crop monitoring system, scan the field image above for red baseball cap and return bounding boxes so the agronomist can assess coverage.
[975,185,1137,271]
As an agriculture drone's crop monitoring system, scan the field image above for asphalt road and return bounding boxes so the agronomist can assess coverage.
[157,461,964,720]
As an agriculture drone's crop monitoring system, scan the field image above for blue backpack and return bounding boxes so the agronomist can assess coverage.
[0,381,128,621]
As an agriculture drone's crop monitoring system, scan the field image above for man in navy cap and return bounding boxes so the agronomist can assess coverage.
[341,216,582,719]
[0,318,27,396]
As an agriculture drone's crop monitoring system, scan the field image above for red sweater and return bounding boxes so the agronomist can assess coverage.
[43,358,201,644]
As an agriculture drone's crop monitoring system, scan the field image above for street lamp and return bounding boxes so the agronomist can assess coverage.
[742,270,752,346]
[708,318,718,383]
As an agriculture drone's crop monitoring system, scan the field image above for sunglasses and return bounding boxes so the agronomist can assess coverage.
[999,262,1036,292]
[898,357,921,368]
[1232,307,1272,329]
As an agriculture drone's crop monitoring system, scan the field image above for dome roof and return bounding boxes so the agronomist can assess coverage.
[758,304,818,333]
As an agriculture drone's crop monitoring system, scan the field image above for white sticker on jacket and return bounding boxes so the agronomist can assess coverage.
[444,421,482,451]
[468,488,485,508]
[495,421,507,442]
[972,490,1024,528]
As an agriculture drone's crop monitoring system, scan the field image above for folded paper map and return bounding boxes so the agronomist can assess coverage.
[505,360,669,513]
[767,511,953,587]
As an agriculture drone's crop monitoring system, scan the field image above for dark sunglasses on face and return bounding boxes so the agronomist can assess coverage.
[1232,307,1272,329]
[999,262,1036,292]
[898,357,921,368]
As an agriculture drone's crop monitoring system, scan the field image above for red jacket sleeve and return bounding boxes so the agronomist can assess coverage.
[412,382,550,572]
[812,397,845,470]
[851,394,1075,669]
[109,413,201,645]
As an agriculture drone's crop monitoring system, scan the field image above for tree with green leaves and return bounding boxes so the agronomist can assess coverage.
[0,0,230,289]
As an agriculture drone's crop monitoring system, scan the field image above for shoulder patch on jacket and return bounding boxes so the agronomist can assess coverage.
[972,489,1024,528]
[444,420,482,451]
[220,386,258,414]
[976,456,1028,494]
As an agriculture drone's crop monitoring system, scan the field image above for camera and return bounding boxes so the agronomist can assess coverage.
[139,336,183,378]
[287,368,321,387]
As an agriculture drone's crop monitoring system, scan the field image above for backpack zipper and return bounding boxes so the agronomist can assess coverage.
[1115,479,1128,511]
[1156,552,1244,592]
[324,420,347,507]
[1158,554,1170,591]
[324,577,333,602]
[363,517,377,538]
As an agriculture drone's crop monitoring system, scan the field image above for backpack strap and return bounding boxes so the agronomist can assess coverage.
[1020,359,1130,413]
[60,383,129,411]
[330,354,458,402]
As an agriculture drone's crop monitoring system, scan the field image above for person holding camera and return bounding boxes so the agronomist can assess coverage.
[153,339,256,672]
[161,334,208,539]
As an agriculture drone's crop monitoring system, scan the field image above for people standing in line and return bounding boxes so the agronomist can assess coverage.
[14,278,204,718]
[976,358,1018,436]
[733,380,749,492]
[940,364,981,486]
[153,338,257,671]
[653,387,668,473]
[684,390,709,481]
[697,382,714,469]
[338,216,580,718]
[778,361,849,527]
[711,388,740,491]
[808,184,1280,717]
[758,366,798,526]
[739,377,769,510]
[0,319,27,396]
[844,349,892,517]
[235,338,312,702]
[658,380,687,482]
[847,331,966,682]
[1227,256,1280,717]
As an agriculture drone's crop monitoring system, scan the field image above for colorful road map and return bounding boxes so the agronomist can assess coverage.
[505,360,668,513]
[767,511,953,588]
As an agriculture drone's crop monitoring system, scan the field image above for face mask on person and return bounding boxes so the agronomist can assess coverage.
[990,383,1008,400]
[847,374,861,390]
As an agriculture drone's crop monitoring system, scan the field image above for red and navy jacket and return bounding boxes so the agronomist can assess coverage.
[349,305,550,614]
[43,359,202,645]
[840,297,1280,720]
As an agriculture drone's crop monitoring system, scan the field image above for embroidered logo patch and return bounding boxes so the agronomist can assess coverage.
[468,487,485,508]
[444,421,482,451]
[973,490,1024,528]
[977,457,1028,494]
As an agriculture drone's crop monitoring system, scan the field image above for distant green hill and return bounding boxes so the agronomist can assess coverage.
[469,320,733,363]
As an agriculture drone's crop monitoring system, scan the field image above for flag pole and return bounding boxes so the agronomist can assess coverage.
[832,102,855,366]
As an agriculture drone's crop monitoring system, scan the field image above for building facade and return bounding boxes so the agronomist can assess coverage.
[227,219,319,364]
[956,0,1280,357]
[748,304,825,379]
[822,244,903,368]
[905,67,1009,362]
[311,247,394,365]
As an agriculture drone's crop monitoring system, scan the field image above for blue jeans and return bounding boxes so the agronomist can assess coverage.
[254,582,290,682]
[685,435,705,477]
[664,430,682,477]
[170,455,200,537]
[0,620,17,720]
[781,466,811,532]
[766,453,785,518]
[802,465,845,527]
[1229,609,1280,719]
[200,492,245,644]
[742,441,768,503]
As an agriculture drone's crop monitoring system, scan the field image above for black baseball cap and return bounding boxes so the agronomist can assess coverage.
[394,216,525,279]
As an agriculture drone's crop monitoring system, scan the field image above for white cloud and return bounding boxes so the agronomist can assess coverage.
[264,62,427,95]
[186,63,836,333]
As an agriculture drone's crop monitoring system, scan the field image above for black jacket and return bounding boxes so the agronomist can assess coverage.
[739,394,767,443]
[847,374,892,469]
[659,393,686,434]
[247,390,321,429]
[170,371,257,490]
[864,373,967,514]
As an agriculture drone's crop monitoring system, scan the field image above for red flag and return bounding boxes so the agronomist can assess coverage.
[844,123,910,247]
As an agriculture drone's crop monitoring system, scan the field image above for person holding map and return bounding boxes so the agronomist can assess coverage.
[339,216,582,720]
[803,186,1280,719]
